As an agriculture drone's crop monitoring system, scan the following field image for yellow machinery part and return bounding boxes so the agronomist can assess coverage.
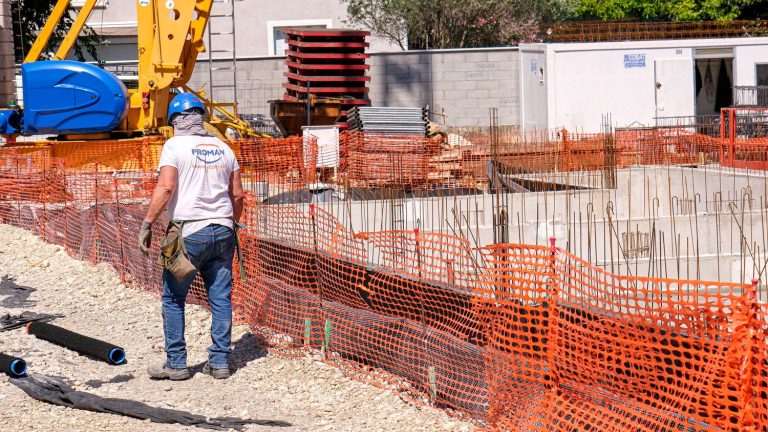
[22,0,268,139]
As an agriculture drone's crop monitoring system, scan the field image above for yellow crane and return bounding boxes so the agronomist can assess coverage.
[1,0,264,139]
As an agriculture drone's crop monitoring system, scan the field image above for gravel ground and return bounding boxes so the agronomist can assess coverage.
[0,224,476,431]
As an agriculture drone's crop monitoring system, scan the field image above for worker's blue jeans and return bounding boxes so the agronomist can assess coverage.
[162,224,234,369]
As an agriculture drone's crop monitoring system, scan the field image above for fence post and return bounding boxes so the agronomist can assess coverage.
[92,163,99,264]
[39,155,47,241]
[63,165,71,255]
[720,108,726,163]
[729,109,737,166]
[309,203,325,353]
[412,227,436,402]
[113,177,126,283]
[14,151,20,225]
[546,237,561,394]
[737,278,759,431]
[561,129,571,171]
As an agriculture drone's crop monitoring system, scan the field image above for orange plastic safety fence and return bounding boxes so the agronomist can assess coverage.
[754,306,768,430]
[613,129,722,166]
[38,138,158,171]
[342,131,441,187]
[421,128,727,190]
[238,136,317,193]
[476,243,756,431]
[237,203,320,354]
[2,137,768,431]
[724,138,768,170]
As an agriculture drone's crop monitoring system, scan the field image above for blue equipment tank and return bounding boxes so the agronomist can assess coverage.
[0,110,21,134]
[20,61,128,135]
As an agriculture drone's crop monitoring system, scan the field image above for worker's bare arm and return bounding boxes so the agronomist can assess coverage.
[144,166,178,225]
[229,169,245,224]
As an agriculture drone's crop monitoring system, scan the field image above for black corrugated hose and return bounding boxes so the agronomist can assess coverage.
[26,321,126,365]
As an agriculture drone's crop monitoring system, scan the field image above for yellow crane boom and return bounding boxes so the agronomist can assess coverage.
[22,0,266,139]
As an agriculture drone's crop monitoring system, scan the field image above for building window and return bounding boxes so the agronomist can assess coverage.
[71,0,107,8]
[267,19,332,56]
[758,64,768,86]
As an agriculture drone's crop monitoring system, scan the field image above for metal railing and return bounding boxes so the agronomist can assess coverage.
[735,86,768,107]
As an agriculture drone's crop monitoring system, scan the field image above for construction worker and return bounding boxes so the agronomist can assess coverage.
[138,93,244,380]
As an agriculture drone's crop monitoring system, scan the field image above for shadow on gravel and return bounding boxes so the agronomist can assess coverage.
[0,276,36,308]
[84,373,135,389]
[231,332,269,371]
[190,332,268,376]
[11,373,292,430]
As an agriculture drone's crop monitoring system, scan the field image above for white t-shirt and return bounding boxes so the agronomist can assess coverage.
[157,135,240,236]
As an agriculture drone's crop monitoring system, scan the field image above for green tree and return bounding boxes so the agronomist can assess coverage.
[576,0,768,21]
[11,0,100,63]
[343,0,576,49]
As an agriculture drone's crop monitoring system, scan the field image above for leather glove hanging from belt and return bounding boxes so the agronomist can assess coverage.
[138,222,152,254]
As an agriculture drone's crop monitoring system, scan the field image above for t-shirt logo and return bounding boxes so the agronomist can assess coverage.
[191,144,225,164]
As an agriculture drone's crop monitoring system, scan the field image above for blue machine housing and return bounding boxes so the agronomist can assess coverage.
[0,110,21,134]
[21,61,128,135]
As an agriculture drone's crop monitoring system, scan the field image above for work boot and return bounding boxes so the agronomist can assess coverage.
[202,362,231,379]
[147,363,190,381]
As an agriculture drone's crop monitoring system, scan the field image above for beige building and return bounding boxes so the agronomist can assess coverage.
[75,0,402,62]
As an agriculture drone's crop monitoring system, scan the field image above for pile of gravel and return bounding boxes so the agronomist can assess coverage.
[0,224,475,431]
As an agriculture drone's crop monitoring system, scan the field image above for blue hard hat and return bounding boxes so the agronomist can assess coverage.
[167,93,205,123]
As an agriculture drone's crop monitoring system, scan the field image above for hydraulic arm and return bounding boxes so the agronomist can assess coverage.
[0,0,262,139]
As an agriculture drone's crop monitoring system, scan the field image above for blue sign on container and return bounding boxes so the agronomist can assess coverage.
[624,54,646,69]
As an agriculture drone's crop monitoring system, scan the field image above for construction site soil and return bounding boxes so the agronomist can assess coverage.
[0,224,474,432]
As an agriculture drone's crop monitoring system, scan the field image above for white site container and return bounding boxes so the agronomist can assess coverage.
[519,37,768,132]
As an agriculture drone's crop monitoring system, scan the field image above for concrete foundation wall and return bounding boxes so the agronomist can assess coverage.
[290,165,768,284]
[190,48,522,129]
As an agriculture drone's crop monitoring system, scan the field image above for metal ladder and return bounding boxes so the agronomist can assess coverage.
[207,0,239,116]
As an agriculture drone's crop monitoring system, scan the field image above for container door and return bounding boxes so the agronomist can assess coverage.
[654,58,695,119]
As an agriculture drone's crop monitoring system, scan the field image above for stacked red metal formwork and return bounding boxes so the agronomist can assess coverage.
[282,29,372,129]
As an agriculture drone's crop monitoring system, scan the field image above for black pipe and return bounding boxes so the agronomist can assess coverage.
[0,352,27,377]
[26,322,126,365]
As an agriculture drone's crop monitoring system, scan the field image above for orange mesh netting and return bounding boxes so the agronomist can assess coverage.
[427,128,727,190]
[343,131,441,187]
[477,243,759,430]
[0,134,766,431]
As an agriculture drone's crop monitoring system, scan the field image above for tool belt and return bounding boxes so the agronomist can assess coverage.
[158,220,198,283]
[159,220,247,283]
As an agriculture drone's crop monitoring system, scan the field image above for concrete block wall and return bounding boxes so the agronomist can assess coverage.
[0,0,14,106]
[189,47,521,129]
[188,57,285,117]
[369,48,520,127]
